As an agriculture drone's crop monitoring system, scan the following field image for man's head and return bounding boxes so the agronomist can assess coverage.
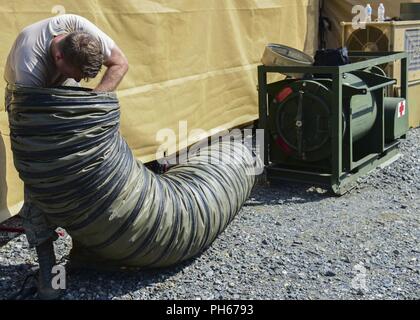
[53,32,104,82]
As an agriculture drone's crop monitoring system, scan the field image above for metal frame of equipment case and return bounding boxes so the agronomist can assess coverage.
[258,51,409,195]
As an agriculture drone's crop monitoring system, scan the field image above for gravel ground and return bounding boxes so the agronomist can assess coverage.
[0,128,419,300]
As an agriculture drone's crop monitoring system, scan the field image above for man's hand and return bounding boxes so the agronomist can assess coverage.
[93,45,128,92]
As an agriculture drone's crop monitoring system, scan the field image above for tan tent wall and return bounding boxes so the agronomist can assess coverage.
[0,0,319,222]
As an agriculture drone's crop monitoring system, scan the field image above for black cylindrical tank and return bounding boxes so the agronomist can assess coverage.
[269,73,377,162]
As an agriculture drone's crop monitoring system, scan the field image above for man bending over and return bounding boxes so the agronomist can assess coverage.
[4,13,128,299]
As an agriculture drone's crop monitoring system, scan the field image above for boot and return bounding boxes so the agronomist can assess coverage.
[35,238,62,300]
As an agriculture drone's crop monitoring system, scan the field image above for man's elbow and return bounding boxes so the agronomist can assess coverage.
[122,59,129,75]
[118,53,129,74]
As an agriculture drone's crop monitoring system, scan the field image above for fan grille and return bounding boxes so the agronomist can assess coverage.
[346,26,391,74]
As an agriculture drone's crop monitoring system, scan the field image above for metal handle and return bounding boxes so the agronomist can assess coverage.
[295,90,304,158]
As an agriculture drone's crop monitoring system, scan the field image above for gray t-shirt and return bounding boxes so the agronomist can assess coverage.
[4,14,115,87]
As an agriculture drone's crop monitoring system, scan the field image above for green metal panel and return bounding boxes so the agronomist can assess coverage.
[345,73,377,141]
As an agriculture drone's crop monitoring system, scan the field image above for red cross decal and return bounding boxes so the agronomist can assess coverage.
[398,101,406,118]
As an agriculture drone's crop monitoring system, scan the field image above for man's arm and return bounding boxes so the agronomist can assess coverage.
[93,45,128,92]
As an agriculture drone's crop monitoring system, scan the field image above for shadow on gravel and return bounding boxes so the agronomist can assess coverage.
[0,262,36,299]
[1,256,199,300]
[59,255,200,299]
[245,181,333,206]
[0,216,24,247]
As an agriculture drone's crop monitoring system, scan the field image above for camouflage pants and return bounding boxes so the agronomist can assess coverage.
[19,187,57,247]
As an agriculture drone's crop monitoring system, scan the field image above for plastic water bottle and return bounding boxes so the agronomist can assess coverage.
[378,3,385,22]
[365,4,372,22]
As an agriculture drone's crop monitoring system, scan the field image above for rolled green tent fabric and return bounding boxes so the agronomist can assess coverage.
[7,85,256,268]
